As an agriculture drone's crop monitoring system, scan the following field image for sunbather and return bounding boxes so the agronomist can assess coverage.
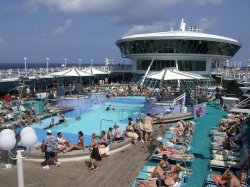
[63,131,85,153]
[157,154,170,171]
[210,169,242,187]
[137,178,180,187]
[157,142,187,154]
[170,127,191,144]
[150,164,181,186]
[154,151,194,161]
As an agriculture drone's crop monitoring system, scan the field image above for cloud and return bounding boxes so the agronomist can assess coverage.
[192,0,223,5]
[10,0,223,25]
[196,18,217,31]
[0,38,9,49]
[51,19,72,35]
[123,18,217,36]
[40,19,73,36]
[20,0,185,24]
[124,21,176,36]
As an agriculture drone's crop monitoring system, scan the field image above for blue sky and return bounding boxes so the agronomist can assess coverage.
[0,0,249,66]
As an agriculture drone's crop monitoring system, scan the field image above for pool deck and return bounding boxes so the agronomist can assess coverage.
[0,123,171,187]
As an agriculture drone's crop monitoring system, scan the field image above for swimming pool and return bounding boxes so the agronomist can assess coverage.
[33,96,146,136]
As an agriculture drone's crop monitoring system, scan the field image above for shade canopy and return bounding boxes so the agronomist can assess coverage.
[83,66,110,75]
[51,67,94,77]
[146,68,207,80]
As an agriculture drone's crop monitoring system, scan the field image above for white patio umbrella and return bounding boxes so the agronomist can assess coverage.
[147,68,206,80]
[51,67,94,77]
[83,66,110,75]
[50,68,71,76]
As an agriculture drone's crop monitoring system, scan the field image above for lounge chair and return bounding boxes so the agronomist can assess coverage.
[212,154,239,161]
[203,174,225,187]
[136,171,186,187]
[141,165,156,173]
[212,150,240,157]
[151,153,195,164]
[209,159,241,170]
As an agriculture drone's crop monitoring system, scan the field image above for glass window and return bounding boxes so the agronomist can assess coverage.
[178,60,206,71]
[117,39,240,57]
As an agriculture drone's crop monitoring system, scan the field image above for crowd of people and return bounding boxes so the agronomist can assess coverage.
[208,112,250,187]
[39,121,127,170]
[124,113,153,144]
[39,112,154,171]
[0,94,41,126]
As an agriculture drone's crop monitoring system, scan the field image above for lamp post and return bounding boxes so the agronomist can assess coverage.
[79,58,82,68]
[0,127,37,187]
[64,58,67,68]
[24,57,27,77]
[46,58,50,74]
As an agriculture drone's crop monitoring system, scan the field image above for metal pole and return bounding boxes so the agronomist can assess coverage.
[46,58,50,75]
[79,58,82,68]
[64,58,67,68]
[140,57,155,86]
[16,150,24,187]
[24,57,27,77]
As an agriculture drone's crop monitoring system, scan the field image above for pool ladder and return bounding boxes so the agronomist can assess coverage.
[99,119,117,135]
[118,109,132,121]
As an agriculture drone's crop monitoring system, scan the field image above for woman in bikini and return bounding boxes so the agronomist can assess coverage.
[89,133,102,170]
[63,131,85,153]
[151,165,182,186]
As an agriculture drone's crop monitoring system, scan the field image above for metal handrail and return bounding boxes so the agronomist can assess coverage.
[99,119,116,135]
[118,109,132,121]
[237,97,250,106]
[173,93,186,105]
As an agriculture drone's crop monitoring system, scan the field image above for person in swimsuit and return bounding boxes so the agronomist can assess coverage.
[226,169,242,187]
[63,131,85,153]
[50,116,55,127]
[107,127,113,140]
[100,130,108,147]
[89,133,102,170]
[58,114,65,123]
[158,154,170,171]
[99,130,110,156]
[150,165,182,187]
[113,124,122,141]
[143,113,153,143]
[210,169,241,187]
[125,120,139,144]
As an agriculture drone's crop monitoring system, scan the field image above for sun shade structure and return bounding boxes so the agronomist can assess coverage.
[51,67,94,77]
[147,68,207,80]
[83,66,110,75]
[142,68,213,89]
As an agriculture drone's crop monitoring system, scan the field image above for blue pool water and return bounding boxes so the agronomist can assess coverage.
[33,96,146,145]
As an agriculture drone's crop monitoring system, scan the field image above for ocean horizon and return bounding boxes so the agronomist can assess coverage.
[0,62,105,69]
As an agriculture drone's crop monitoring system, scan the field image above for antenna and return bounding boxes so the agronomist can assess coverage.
[179,19,186,31]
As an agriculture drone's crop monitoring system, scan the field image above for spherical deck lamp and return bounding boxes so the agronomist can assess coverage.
[0,127,37,187]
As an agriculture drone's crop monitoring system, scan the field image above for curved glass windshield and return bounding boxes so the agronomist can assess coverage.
[117,39,240,57]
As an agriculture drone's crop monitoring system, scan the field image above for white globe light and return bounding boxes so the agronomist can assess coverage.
[0,129,15,137]
[0,135,16,150]
[20,132,37,147]
[20,127,35,137]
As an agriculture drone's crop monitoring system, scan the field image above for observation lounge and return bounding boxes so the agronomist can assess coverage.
[116,19,242,76]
